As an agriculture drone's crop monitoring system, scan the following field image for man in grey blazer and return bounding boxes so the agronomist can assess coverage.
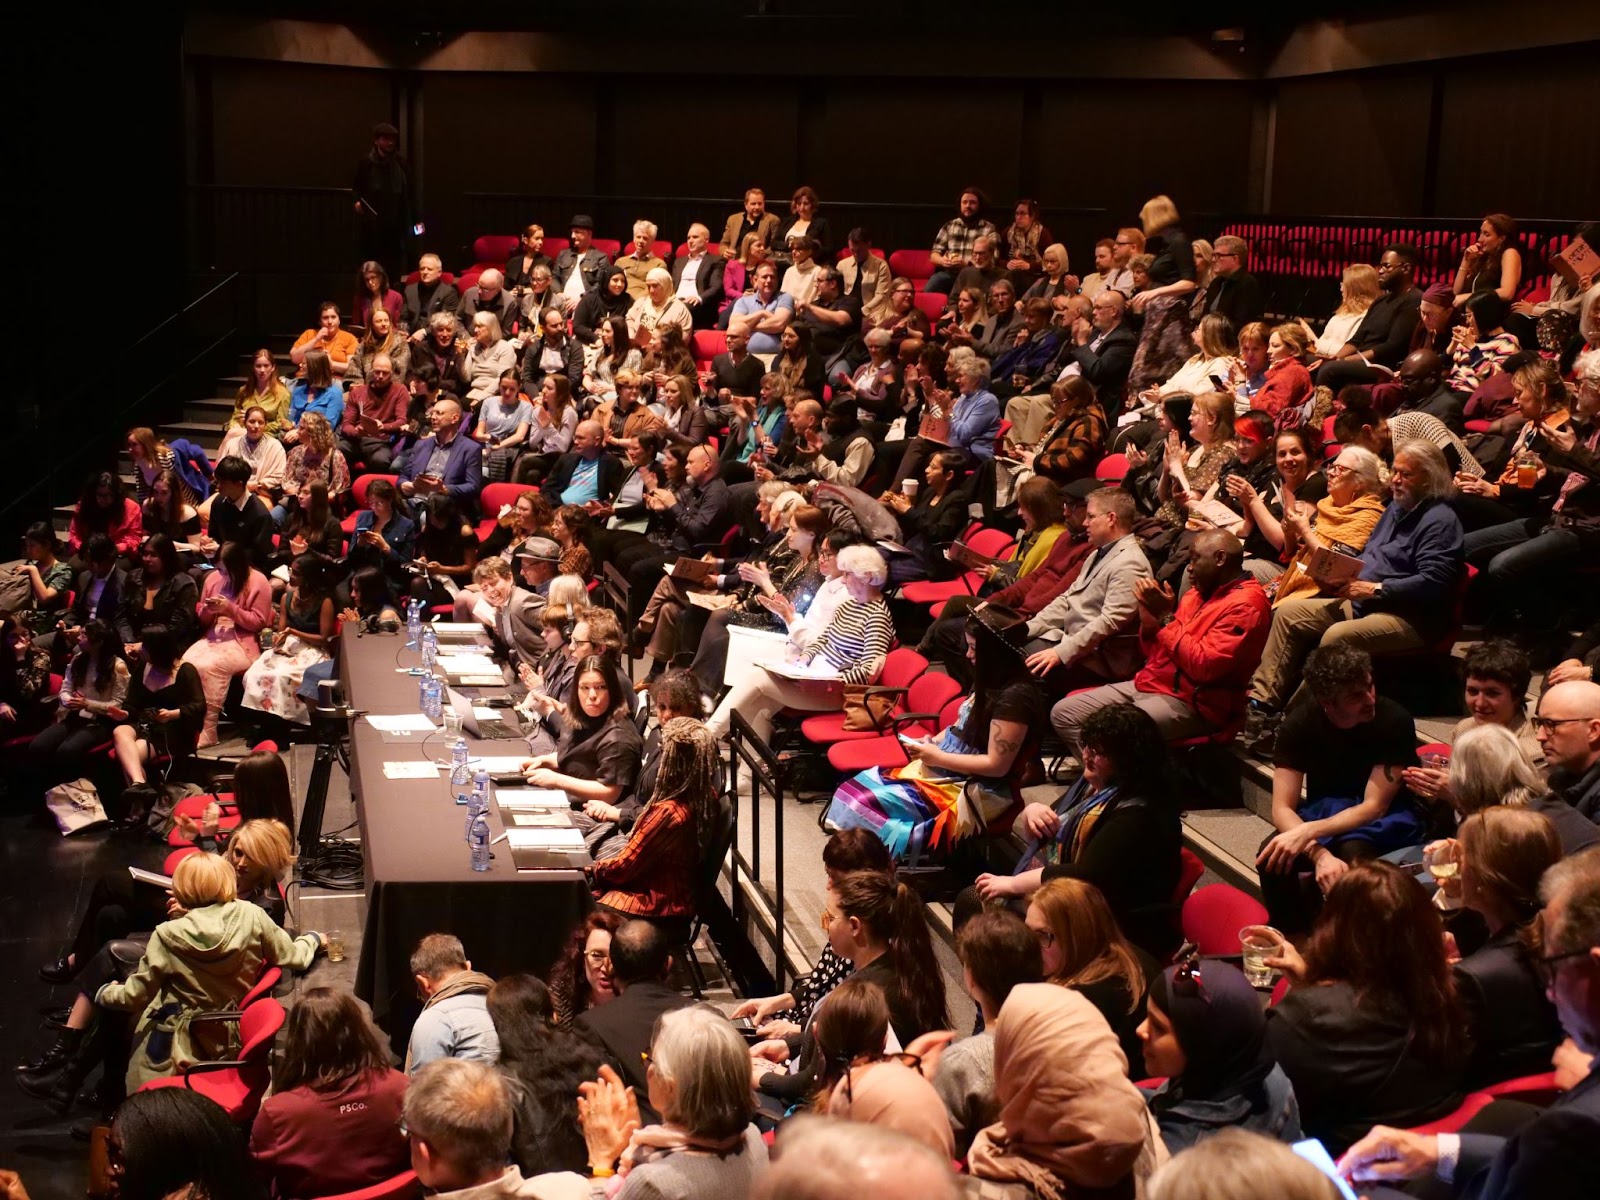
[472,555,546,670]
[1021,487,1151,691]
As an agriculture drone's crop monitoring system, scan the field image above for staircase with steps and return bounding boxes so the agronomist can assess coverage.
[50,339,298,540]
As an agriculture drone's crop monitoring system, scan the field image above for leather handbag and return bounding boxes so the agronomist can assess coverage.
[841,684,899,732]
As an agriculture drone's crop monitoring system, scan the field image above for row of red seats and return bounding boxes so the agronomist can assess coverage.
[1219,221,1569,299]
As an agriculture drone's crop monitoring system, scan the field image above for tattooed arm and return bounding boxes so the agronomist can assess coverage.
[907,719,1029,777]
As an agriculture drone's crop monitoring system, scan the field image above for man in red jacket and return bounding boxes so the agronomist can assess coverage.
[1050,528,1270,752]
[920,478,1098,687]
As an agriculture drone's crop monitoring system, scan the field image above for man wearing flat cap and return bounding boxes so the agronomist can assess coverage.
[553,215,614,317]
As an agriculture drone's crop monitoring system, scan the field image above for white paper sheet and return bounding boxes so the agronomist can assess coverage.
[473,756,531,773]
[506,827,585,849]
[431,622,486,633]
[383,761,442,779]
[472,706,502,721]
[457,676,507,686]
[366,714,437,732]
[495,788,570,810]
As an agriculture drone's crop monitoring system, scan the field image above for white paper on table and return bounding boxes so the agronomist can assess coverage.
[367,714,437,732]
[496,788,570,810]
[511,812,576,827]
[431,622,486,633]
[506,827,586,849]
[383,761,441,779]
[436,654,497,671]
[457,675,507,686]
[473,756,531,773]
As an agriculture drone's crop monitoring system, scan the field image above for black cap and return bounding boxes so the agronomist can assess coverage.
[570,214,595,231]
[1063,478,1102,502]
[373,122,399,139]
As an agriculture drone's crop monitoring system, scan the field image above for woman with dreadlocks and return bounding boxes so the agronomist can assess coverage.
[587,716,722,919]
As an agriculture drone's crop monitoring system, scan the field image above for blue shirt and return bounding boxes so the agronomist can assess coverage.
[948,387,1001,460]
[288,380,346,432]
[731,292,796,354]
[1356,495,1464,635]
[560,456,601,506]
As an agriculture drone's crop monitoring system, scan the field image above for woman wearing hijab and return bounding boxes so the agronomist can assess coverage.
[1137,957,1302,1154]
[814,979,955,1159]
[573,263,634,345]
[966,983,1167,1198]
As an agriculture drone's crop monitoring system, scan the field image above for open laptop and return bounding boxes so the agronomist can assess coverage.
[447,687,524,741]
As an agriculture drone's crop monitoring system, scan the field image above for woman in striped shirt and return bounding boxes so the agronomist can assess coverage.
[706,545,894,746]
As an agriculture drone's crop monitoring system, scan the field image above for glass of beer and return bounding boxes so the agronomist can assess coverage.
[1240,924,1284,988]
[1516,453,1539,489]
[325,930,346,963]
[1424,840,1461,884]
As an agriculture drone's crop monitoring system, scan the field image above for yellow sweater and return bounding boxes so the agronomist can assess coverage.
[1273,494,1387,606]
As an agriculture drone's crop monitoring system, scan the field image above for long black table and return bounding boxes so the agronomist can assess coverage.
[344,626,590,1050]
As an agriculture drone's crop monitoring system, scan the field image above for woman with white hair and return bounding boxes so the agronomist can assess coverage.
[459,310,516,407]
[1264,444,1388,609]
[626,266,693,344]
[706,544,894,746]
[839,328,899,421]
[578,1006,768,1199]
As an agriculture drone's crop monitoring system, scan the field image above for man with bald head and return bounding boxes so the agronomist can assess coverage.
[670,222,725,328]
[398,396,482,509]
[339,352,409,469]
[1051,528,1271,753]
[1392,348,1466,432]
[541,418,623,508]
[1537,680,1600,824]
[459,268,517,335]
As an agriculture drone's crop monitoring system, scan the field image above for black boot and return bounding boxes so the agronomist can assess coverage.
[16,1026,82,1074]
[38,953,77,983]
[16,1021,103,1115]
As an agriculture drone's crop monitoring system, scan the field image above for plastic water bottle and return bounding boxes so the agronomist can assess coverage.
[423,674,444,722]
[406,598,423,649]
[468,810,491,872]
[450,736,471,786]
[463,786,485,841]
[421,623,438,671]
[418,672,431,715]
[471,767,490,815]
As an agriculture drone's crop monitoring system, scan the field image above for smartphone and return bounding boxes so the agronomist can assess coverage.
[1291,1139,1358,1200]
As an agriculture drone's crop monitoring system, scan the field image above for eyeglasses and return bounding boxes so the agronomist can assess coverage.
[1535,947,1592,986]
[1531,716,1590,733]
[819,908,836,932]
[584,949,611,965]
[395,1116,411,1138]
[1029,925,1056,948]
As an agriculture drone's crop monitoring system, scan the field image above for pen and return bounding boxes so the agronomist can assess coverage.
[491,831,511,846]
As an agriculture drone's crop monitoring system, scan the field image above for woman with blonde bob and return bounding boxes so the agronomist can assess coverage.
[1128,194,1199,393]
[1147,1128,1341,1200]
[93,850,323,1091]
[1026,876,1159,1078]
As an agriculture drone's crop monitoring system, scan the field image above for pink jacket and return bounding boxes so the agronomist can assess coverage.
[69,498,144,556]
[196,567,273,652]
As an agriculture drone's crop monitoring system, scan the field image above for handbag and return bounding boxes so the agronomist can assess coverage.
[46,777,108,836]
[483,445,520,482]
[841,683,899,732]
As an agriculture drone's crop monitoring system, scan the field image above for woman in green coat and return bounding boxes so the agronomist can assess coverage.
[96,851,324,1091]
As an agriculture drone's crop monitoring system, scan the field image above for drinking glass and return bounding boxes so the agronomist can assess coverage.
[1240,924,1284,988]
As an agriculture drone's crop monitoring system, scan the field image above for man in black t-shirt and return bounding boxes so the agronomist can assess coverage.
[1255,643,1425,933]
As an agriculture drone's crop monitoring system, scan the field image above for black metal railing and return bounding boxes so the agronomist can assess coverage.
[727,710,790,992]
[4,273,248,543]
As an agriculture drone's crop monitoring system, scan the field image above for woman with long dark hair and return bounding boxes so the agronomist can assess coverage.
[30,618,128,788]
[173,747,296,850]
[139,469,202,549]
[240,554,338,727]
[250,987,408,1199]
[587,715,715,919]
[109,624,204,823]
[828,608,1044,863]
[523,654,644,817]
[753,867,948,1106]
[488,973,611,1175]
[413,492,480,605]
[279,478,345,576]
[67,470,144,565]
[355,259,404,330]
[1264,860,1467,1153]
[120,532,199,655]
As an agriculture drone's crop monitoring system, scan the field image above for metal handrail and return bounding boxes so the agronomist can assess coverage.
[2,273,243,529]
[728,710,788,991]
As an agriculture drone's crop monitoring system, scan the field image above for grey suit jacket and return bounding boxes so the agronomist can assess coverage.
[1025,533,1151,666]
[495,586,546,668]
